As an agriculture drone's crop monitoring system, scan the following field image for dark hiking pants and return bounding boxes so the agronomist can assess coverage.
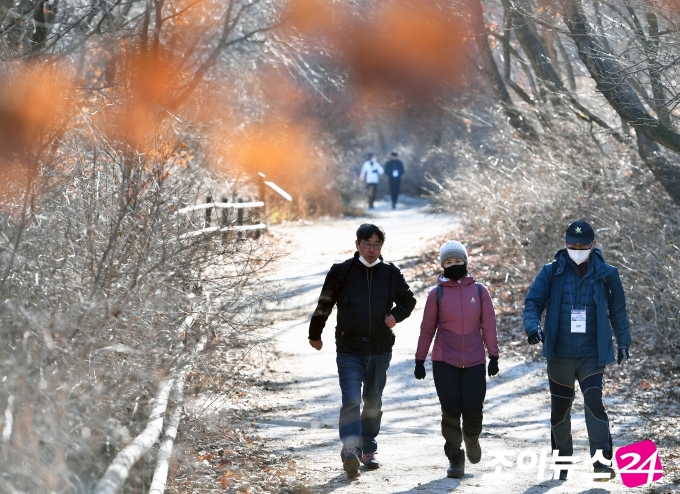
[433,361,486,459]
[389,177,401,207]
[366,183,377,208]
[547,356,613,460]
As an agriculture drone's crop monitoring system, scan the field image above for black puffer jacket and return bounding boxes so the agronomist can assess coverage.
[309,253,416,354]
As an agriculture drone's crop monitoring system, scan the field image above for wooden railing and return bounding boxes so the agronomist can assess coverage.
[178,173,291,239]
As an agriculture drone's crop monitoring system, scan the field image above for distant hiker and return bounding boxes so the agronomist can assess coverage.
[523,220,631,481]
[309,224,417,478]
[359,154,383,209]
[414,241,499,479]
[383,151,404,210]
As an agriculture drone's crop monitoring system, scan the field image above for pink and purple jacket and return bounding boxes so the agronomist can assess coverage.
[416,275,499,368]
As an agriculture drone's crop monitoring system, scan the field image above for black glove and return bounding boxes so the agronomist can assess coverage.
[527,328,544,345]
[414,360,426,379]
[617,347,629,365]
[488,356,499,377]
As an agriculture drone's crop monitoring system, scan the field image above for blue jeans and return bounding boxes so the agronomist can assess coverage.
[336,352,391,455]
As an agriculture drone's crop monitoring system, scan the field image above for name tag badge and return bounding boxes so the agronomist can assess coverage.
[571,309,586,333]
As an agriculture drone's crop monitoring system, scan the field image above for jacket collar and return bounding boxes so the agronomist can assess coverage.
[554,247,613,279]
[353,251,384,267]
[437,273,474,286]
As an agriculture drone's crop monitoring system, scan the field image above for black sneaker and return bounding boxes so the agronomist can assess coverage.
[593,461,616,482]
[361,451,380,469]
[447,450,465,478]
[341,448,361,478]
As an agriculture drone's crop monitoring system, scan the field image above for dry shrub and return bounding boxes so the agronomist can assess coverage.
[435,125,680,355]
[0,145,278,491]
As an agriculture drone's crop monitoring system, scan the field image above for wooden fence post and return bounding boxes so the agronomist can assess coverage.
[255,173,267,239]
[204,196,212,228]
[237,197,244,241]
[221,196,229,227]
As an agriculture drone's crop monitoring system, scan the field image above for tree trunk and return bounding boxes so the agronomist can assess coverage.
[503,0,564,93]
[560,0,680,154]
[635,129,680,205]
[469,0,537,139]
[646,10,672,128]
[503,0,622,140]
[31,1,48,50]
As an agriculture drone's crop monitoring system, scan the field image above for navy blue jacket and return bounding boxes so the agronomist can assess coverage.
[523,248,631,367]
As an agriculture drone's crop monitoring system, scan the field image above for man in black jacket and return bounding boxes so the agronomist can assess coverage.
[383,151,405,210]
[309,224,416,478]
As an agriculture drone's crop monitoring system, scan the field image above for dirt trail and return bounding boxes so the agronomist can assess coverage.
[255,197,641,493]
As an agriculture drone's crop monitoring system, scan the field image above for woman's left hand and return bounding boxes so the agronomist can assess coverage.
[488,356,499,377]
[384,314,396,328]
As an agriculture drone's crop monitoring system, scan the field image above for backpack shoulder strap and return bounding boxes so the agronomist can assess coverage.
[476,282,483,301]
[387,262,400,305]
[435,285,443,325]
[476,282,484,324]
[601,273,611,299]
[546,260,558,299]
[333,259,354,298]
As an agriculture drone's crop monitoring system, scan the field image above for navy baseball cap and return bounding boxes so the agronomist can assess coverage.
[565,220,594,245]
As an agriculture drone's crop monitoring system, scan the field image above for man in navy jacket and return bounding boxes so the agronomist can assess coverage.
[523,220,631,481]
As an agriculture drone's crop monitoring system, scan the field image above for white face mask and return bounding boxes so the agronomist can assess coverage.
[567,248,591,265]
[359,255,381,267]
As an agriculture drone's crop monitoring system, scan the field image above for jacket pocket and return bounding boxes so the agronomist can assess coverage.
[379,323,396,345]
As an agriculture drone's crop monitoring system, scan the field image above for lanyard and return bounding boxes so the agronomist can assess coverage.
[567,270,593,310]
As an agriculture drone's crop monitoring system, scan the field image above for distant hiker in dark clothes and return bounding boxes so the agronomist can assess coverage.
[309,224,417,478]
[359,154,383,209]
[523,220,632,482]
[414,240,499,479]
[383,151,404,209]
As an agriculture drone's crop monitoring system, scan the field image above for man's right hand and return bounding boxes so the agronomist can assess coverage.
[309,339,323,351]
[414,360,426,379]
[527,328,544,345]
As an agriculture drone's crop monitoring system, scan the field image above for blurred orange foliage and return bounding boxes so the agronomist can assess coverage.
[98,49,189,148]
[346,2,470,99]
[0,65,73,165]
[285,0,346,36]
[218,119,318,182]
[283,0,472,101]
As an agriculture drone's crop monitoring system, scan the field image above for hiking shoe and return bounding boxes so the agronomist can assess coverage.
[341,448,361,478]
[447,449,465,478]
[593,461,616,482]
[361,451,380,469]
[462,431,481,464]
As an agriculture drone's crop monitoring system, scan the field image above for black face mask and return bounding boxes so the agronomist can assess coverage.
[444,264,467,280]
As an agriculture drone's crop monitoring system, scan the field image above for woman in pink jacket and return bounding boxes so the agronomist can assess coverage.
[414,240,499,479]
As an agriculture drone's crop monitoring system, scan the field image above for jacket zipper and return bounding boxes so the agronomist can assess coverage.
[458,279,465,368]
[366,267,373,356]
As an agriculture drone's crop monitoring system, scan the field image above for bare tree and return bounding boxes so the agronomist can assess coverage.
[0,1,284,491]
